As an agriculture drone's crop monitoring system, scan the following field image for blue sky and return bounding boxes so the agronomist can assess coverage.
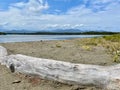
[0,0,120,32]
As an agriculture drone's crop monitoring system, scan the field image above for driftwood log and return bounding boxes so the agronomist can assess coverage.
[0,46,120,90]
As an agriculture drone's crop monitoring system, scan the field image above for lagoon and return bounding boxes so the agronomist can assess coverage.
[0,35,102,43]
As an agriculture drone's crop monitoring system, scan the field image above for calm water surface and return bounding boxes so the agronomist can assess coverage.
[0,35,102,43]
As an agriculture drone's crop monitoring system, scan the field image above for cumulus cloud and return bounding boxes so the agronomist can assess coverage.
[0,0,50,30]
[0,0,120,32]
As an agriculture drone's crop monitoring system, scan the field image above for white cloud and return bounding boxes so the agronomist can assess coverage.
[11,2,26,8]
[0,0,120,32]
[0,0,50,30]
[67,5,92,16]
[11,0,49,13]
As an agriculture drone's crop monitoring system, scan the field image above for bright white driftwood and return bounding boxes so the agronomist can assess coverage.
[1,46,120,90]
[0,46,8,65]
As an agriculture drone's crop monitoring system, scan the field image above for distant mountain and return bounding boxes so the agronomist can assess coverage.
[3,30,35,33]
[46,29,84,33]
[2,29,89,33]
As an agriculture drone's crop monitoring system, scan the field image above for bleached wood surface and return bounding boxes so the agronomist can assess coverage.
[1,46,120,90]
[0,46,8,65]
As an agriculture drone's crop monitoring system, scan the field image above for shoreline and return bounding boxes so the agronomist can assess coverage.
[0,34,103,43]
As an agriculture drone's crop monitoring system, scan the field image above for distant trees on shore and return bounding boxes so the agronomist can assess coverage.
[0,31,119,35]
[0,32,6,35]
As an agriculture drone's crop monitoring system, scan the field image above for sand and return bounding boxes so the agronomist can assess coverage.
[0,39,115,90]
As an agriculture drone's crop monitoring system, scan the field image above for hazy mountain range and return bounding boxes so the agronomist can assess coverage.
[0,29,105,33]
[0,29,119,35]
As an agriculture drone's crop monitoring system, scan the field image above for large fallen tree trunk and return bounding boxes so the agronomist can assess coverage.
[0,46,120,90]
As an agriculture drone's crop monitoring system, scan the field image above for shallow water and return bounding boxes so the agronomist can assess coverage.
[0,35,102,43]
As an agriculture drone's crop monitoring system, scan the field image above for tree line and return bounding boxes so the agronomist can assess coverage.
[0,31,119,35]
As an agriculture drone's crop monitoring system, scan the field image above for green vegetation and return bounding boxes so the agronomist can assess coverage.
[82,45,92,51]
[56,43,62,48]
[102,34,120,62]
[78,34,120,62]
[80,31,118,35]
[0,32,6,35]
[4,31,119,35]
[103,34,120,42]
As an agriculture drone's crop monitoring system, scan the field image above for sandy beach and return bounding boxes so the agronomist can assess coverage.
[0,38,116,90]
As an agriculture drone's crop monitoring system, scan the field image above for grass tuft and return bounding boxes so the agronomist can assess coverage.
[77,34,120,63]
